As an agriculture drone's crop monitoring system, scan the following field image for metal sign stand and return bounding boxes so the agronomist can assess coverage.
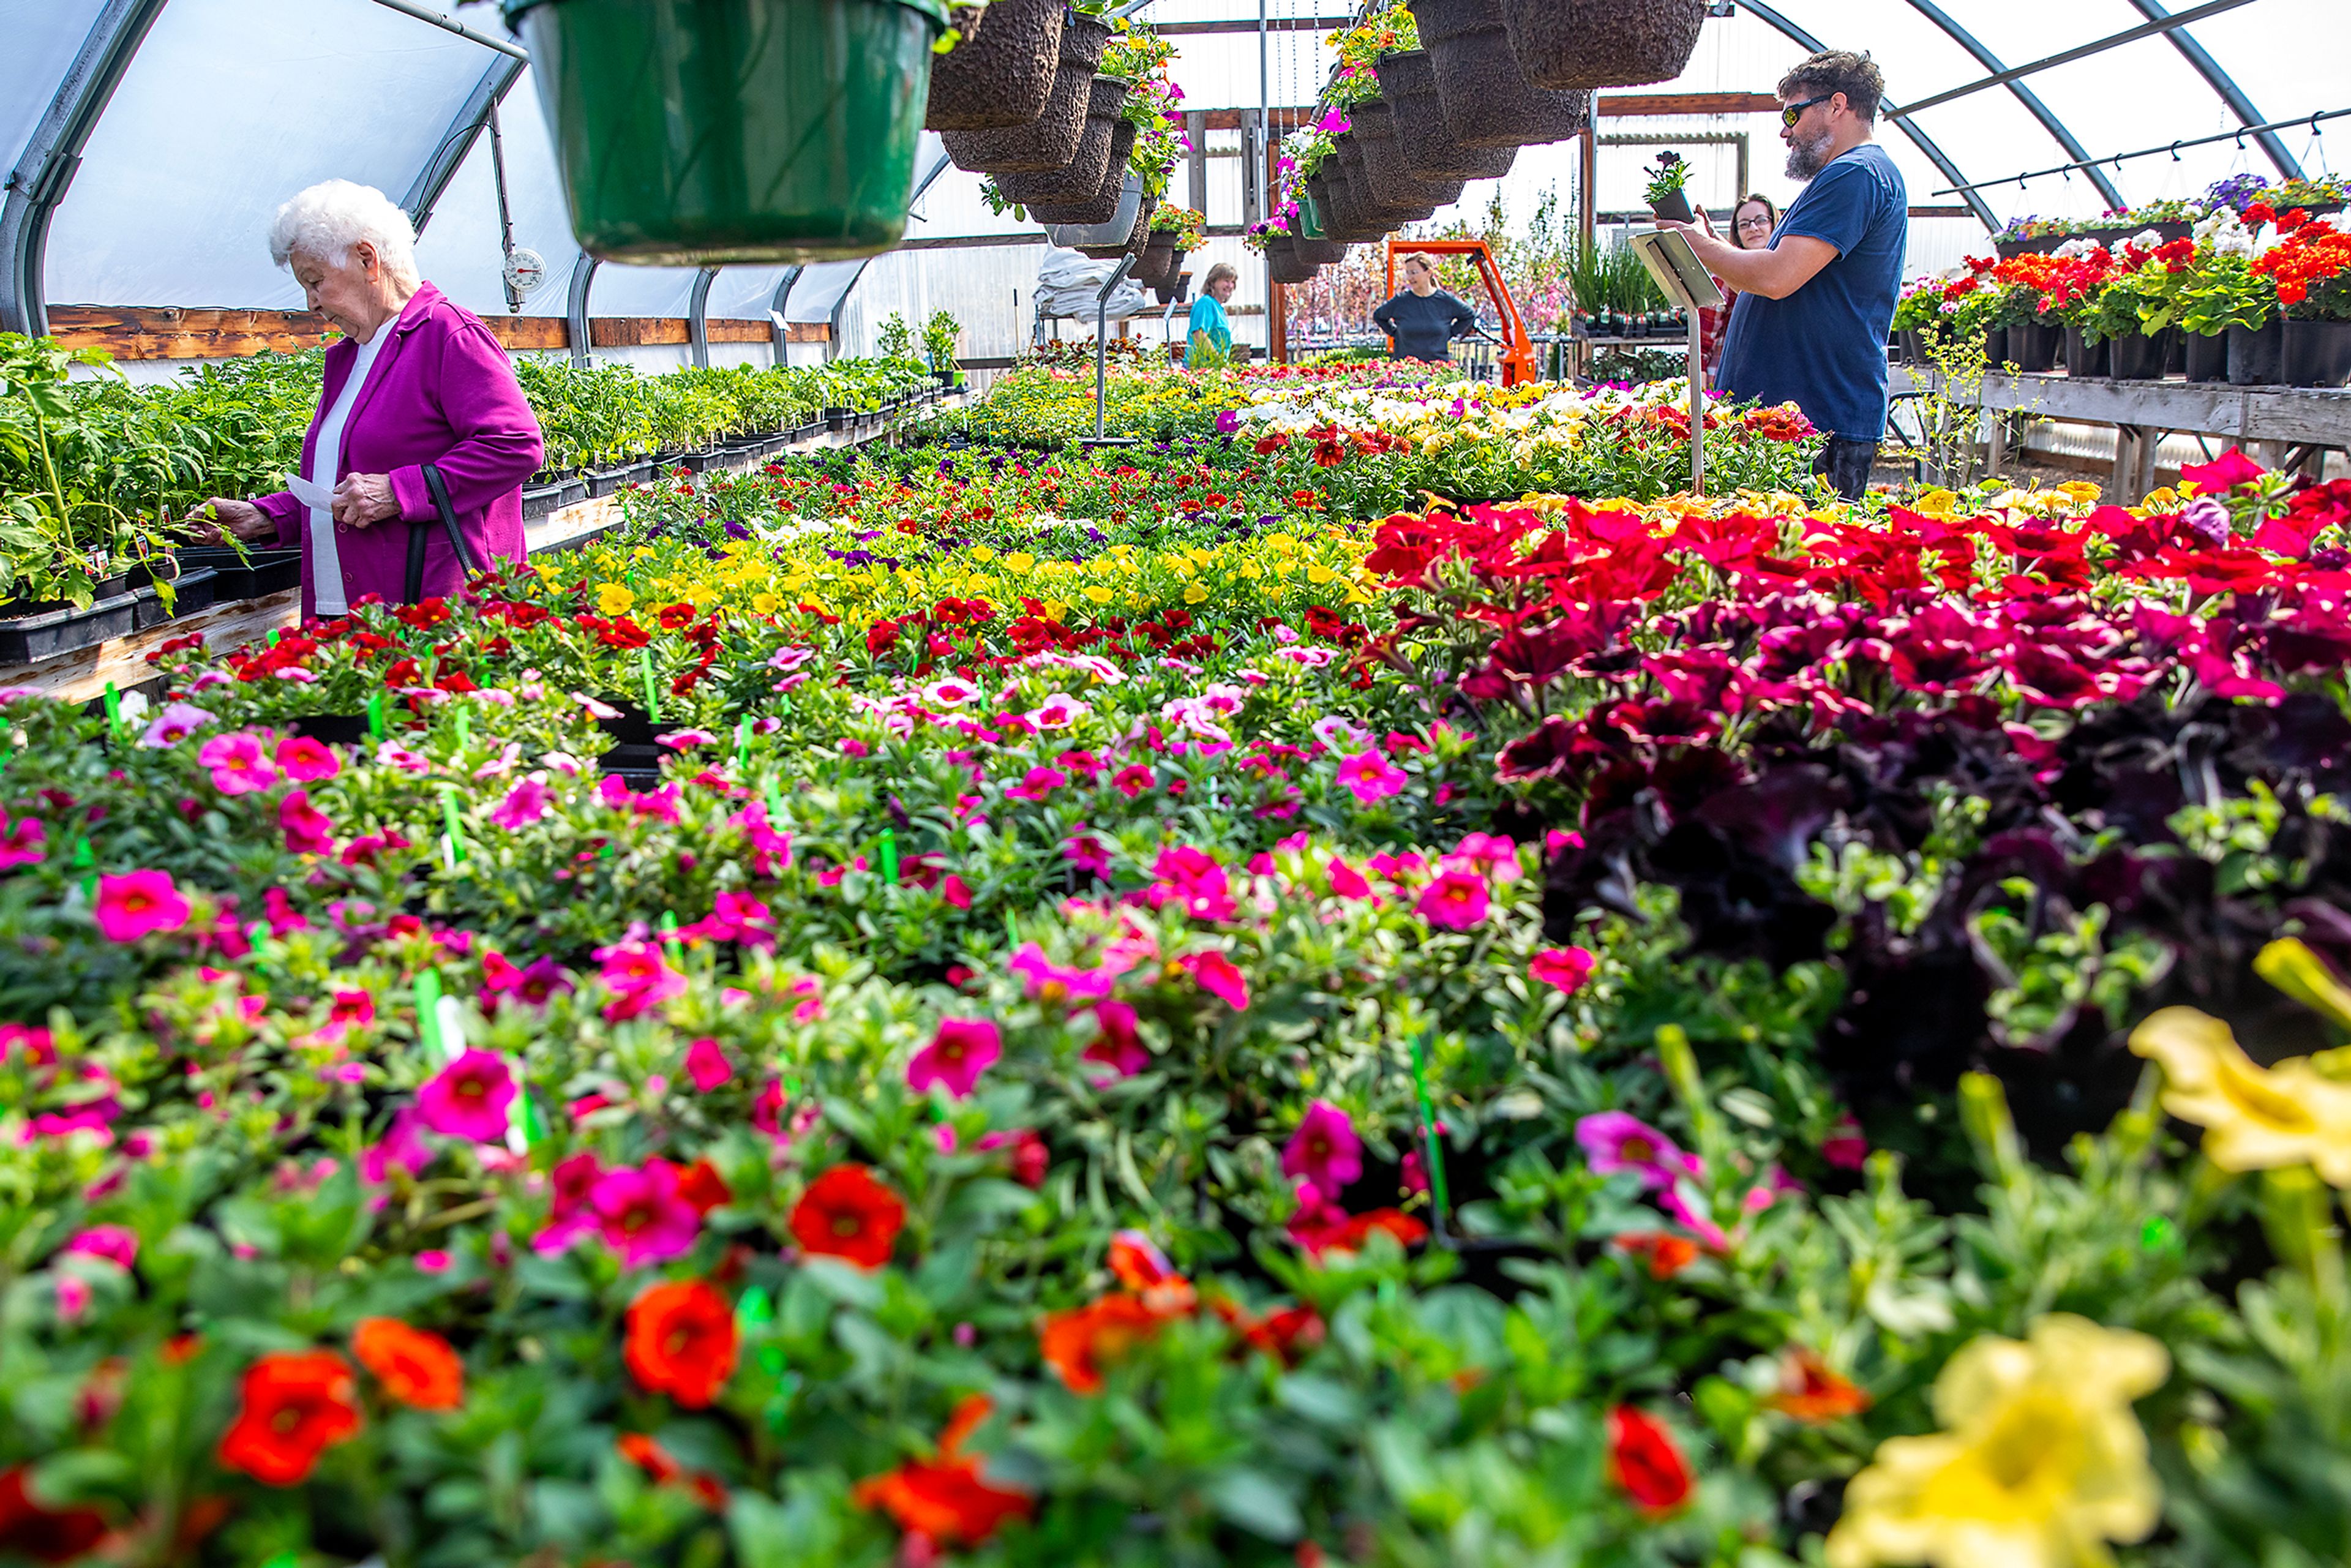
[1629,227,1726,496]
[1086,254,1143,449]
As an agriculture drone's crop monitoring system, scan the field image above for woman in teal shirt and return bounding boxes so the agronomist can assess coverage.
[1187,263,1237,367]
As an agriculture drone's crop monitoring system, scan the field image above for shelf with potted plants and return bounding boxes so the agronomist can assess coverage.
[1992,172,2351,257]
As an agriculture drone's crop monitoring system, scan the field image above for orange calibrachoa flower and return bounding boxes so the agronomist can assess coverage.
[351,1318,464,1409]
[1766,1348,1872,1423]
[617,1433,729,1510]
[1607,1406,1693,1515]
[216,1351,364,1485]
[1612,1231,1700,1280]
[854,1395,1033,1547]
[1038,1294,1171,1394]
[623,1279,740,1409]
[789,1163,907,1269]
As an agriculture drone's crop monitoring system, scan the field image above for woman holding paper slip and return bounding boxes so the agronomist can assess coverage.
[189,180,542,620]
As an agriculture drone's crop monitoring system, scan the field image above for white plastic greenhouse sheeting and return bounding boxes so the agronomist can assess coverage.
[6,0,2346,365]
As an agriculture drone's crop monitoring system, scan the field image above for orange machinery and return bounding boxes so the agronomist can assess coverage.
[1381,238,1539,386]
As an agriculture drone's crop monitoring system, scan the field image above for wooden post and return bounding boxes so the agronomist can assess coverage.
[1578,128,1598,250]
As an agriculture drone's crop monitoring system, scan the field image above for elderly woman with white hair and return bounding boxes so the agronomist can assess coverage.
[192,180,541,617]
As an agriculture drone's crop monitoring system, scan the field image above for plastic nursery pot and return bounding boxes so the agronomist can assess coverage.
[1373,51,1518,181]
[1501,0,1704,91]
[2281,318,2351,387]
[2182,329,2229,383]
[2108,327,2174,381]
[1647,188,1694,224]
[991,77,1133,208]
[2227,320,2283,386]
[2008,320,2061,373]
[1349,100,1470,214]
[1406,0,1593,149]
[1984,326,2009,367]
[506,0,947,265]
[941,10,1112,171]
[1264,237,1317,286]
[924,0,1064,132]
[2063,326,2111,378]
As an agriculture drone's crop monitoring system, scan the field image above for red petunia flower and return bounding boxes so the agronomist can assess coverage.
[0,1466,110,1562]
[216,1351,364,1485]
[623,1279,739,1408]
[1606,1406,1693,1514]
[789,1164,907,1270]
[853,1395,1032,1546]
[351,1318,464,1409]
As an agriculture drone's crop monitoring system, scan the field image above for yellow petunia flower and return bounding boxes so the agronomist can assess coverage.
[2128,1006,2351,1185]
[1183,583,1209,604]
[596,583,636,616]
[1826,1315,2169,1568]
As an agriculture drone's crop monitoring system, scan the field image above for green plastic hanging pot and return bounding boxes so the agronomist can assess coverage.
[504,0,948,265]
[1295,189,1329,241]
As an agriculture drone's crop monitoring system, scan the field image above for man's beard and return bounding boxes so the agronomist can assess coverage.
[1785,127,1836,181]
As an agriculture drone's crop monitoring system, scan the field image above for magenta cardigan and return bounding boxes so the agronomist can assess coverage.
[251,282,543,620]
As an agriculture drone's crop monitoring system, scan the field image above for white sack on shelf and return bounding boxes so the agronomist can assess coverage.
[1034,247,1151,321]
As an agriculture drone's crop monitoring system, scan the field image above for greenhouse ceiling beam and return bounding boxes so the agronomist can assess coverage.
[1883,0,2255,122]
[403,54,528,238]
[1929,105,2350,197]
[688,268,718,368]
[1733,0,1997,231]
[1902,0,2124,212]
[769,266,804,362]
[364,0,529,60]
[0,0,170,338]
[2120,0,2299,182]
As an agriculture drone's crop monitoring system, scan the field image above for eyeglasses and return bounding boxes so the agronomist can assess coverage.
[1735,213,1774,231]
[1780,94,1834,128]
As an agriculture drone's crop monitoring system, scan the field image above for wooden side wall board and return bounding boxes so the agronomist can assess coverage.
[46,306,827,361]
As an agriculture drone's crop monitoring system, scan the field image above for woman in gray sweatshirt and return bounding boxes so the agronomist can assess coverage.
[1372,253,1478,363]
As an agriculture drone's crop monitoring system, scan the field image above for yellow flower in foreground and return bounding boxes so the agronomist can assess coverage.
[1826,1315,2168,1568]
[596,583,636,616]
[2128,1006,2351,1184]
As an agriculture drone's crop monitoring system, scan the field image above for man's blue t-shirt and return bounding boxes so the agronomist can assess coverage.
[1717,142,1908,441]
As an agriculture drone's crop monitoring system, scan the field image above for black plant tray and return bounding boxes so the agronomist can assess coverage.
[173,546,304,601]
[290,713,374,745]
[594,700,660,746]
[133,567,220,631]
[0,591,140,665]
[599,741,664,787]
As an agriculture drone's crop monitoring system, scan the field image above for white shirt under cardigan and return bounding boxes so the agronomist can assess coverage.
[304,325,394,617]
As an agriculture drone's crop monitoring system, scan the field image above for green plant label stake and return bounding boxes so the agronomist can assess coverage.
[439,787,467,863]
[640,648,661,722]
[765,779,785,825]
[415,969,447,1059]
[102,681,122,735]
[454,705,471,752]
[660,910,686,967]
[366,690,385,740]
[1406,1024,1452,1239]
[735,714,752,768]
[878,827,899,885]
[72,836,95,901]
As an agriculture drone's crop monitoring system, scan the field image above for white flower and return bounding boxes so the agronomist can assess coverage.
[2131,228,2165,249]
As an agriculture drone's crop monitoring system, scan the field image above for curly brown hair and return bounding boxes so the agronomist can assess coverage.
[1777,50,1886,123]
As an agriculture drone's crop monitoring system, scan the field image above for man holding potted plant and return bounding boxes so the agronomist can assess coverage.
[1660,50,1907,500]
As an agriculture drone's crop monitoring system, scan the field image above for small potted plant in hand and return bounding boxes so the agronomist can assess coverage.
[1645,150,1694,225]
[922,310,964,388]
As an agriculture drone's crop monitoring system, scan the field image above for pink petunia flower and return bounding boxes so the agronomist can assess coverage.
[1821,1115,1870,1171]
[1333,749,1408,804]
[908,1018,1001,1098]
[1575,1112,1690,1191]
[279,790,334,855]
[1327,857,1371,899]
[1148,845,1235,921]
[92,870,189,943]
[1414,867,1490,930]
[591,1159,702,1267]
[0,811,45,870]
[1008,942,1114,1005]
[1529,947,1595,994]
[361,1108,433,1184]
[197,732,275,795]
[490,776,552,830]
[596,941,686,1022]
[1281,1100,1362,1194]
[138,702,216,748]
[1082,1000,1151,1079]
[656,729,717,750]
[1004,765,1069,801]
[415,1049,516,1144]
[684,1036,733,1092]
[1180,949,1250,1011]
[532,1151,606,1253]
[1030,694,1091,729]
[274,734,342,783]
[63,1225,138,1269]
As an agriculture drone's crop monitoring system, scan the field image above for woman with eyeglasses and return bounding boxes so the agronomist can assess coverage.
[1698,194,1779,382]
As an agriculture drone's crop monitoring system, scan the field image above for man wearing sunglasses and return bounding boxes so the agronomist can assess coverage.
[1659,50,1907,501]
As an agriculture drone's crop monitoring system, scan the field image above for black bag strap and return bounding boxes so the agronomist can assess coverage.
[404,464,479,604]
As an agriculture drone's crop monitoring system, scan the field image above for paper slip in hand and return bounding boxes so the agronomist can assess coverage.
[283,472,336,511]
